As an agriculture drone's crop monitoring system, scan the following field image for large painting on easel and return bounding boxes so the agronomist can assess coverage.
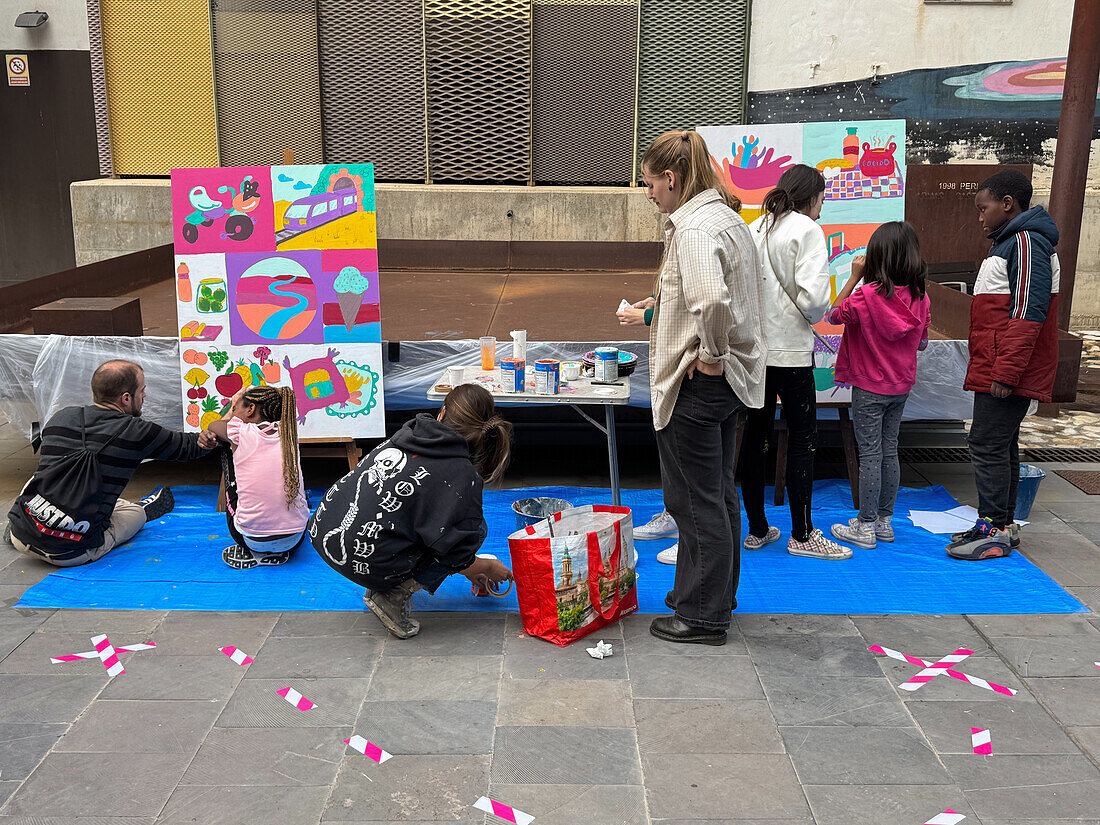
[171,164,386,437]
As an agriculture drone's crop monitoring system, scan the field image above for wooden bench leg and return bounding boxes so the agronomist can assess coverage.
[839,406,860,511]
[774,418,788,507]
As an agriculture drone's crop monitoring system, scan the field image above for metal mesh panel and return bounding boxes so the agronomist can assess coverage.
[532,0,637,184]
[318,0,425,180]
[86,0,113,176]
[212,0,323,166]
[99,0,219,174]
[425,0,531,182]
[637,0,750,172]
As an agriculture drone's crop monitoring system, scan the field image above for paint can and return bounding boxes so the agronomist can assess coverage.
[500,358,525,393]
[445,366,465,386]
[534,359,560,395]
[594,347,619,382]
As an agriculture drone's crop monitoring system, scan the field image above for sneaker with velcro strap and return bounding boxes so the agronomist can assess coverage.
[946,518,1013,560]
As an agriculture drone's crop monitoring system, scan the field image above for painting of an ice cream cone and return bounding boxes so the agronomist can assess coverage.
[335,267,369,330]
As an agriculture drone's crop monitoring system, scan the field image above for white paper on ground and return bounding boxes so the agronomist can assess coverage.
[908,504,1027,534]
[586,640,613,659]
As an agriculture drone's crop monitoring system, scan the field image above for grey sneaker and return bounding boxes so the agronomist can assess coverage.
[1004,522,1021,549]
[946,519,1012,561]
[635,510,678,540]
[744,525,781,550]
[875,517,895,542]
[831,518,877,550]
[363,579,424,639]
[789,529,854,560]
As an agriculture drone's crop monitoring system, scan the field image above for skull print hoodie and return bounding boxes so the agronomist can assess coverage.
[308,414,487,591]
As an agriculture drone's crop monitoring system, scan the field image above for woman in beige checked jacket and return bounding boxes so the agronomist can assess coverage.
[618,130,766,646]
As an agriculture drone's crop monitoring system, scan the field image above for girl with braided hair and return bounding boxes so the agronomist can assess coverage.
[206,385,309,568]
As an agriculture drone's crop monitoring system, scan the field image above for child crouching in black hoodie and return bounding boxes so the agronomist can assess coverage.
[309,384,513,639]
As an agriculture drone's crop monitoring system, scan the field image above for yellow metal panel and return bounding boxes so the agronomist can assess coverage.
[101,0,219,175]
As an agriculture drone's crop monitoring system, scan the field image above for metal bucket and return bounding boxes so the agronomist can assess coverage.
[512,497,573,531]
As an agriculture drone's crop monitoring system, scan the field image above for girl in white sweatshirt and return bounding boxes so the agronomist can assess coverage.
[743,164,852,561]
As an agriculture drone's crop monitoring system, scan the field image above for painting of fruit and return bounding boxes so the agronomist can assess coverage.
[209,350,230,371]
[215,370,244,399]
[186,402,201,427]
[199,397,221,429]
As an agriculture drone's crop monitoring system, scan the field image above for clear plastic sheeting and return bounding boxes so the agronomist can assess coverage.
[0,334,974,443]
[382,340,652,408]
[0,335,182,440]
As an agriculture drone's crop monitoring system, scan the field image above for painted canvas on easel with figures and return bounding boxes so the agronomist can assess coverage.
[171,164,386,438]
[697,119,907,403]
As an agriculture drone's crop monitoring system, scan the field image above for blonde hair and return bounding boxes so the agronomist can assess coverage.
[241,386,301,507]
[642,130,741,212]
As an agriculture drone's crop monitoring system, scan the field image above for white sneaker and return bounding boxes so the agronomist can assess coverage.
[635,510,678,541]
[788,529,854,560]
[744,525,781,550]
[831,518,877,550]
[875,517,895,542]
[656,544,678,565]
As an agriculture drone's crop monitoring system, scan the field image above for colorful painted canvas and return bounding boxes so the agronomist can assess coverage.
[697,119,904,401]
[172,164,385,438]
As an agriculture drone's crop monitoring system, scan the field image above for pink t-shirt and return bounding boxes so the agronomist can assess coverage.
[226,418,309,536]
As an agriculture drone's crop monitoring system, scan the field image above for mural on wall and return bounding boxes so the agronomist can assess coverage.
[172,164,385,438]
[699,119,905,343]
[747,58,1100,165]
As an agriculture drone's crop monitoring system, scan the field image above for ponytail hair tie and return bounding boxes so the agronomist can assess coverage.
[680,130,690,141]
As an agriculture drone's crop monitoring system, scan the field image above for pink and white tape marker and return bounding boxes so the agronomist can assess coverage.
[898,648,974,692]
[868,645,1017,696]
[472,796,535,825]
[923,809,965,825]
[276,686,314,711]
[91,634,124,677]
[51,643,155,663]
[219,646,254,666]
[344,735,392,764]
[971,727,992,755]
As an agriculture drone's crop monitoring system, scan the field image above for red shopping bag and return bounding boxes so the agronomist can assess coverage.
[508,504,638,646]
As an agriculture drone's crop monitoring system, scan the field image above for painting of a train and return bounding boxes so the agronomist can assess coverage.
[282,190,359,234]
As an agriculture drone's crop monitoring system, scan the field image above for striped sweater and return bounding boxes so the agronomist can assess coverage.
[9,406,206,552]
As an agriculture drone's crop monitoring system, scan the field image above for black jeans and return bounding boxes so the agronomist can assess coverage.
[656,373,746,630]
[968,392,1031,528]
[740,366,817,542]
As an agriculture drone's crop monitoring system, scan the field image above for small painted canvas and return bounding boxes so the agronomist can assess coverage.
[172,164,385,438]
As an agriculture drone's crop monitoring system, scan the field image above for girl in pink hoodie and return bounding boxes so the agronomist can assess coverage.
[829,221,931,550]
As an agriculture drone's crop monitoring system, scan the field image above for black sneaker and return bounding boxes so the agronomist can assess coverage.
[222,544,290,569]
[363,579,423,639]
[139,487,175,521]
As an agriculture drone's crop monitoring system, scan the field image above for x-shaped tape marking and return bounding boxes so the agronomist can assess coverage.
[868,645,1017,696]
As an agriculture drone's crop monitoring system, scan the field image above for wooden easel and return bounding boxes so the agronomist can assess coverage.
[216,437,362,512]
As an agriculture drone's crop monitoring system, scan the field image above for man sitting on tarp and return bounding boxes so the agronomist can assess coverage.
[4,360,217,566]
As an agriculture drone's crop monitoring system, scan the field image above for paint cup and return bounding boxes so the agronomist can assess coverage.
[560,361,582,381]
[445,366,465,386]
[480,337,497,371]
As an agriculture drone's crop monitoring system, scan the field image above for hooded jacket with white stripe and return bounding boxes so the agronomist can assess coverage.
[965,206,1060,402]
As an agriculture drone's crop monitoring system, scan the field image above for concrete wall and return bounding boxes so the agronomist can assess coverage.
[0,0,89,50]
[748,0,1074,91]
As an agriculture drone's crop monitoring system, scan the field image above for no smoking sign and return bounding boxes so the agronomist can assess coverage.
[7,54,29,87]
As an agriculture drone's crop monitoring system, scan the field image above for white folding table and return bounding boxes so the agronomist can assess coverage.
[426,365,632,505]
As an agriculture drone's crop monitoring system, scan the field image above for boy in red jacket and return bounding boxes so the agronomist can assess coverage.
[948,170,1060,561]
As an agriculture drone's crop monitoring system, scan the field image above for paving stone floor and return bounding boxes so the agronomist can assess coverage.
[0,417,1098,822]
